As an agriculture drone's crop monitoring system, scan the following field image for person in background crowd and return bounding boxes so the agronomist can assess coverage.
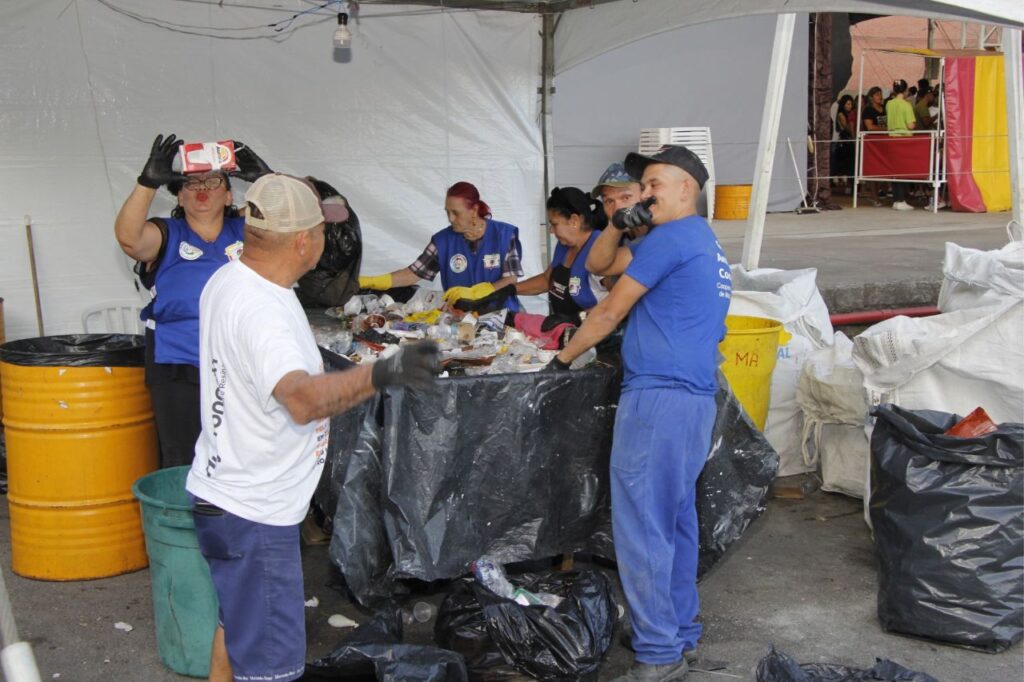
[832,94,856,194]
[114,133,271,468]
[914,86,936,130]
[358,181,523,311]
[860,87,888,206]
[885,79,918,211]
[586,162,650,278]
[187,173,440,682]
[545,145,731,682]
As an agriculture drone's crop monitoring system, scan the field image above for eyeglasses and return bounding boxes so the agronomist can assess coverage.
[182,176,225,191]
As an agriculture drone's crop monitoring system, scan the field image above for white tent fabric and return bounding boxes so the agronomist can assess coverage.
[0,1,544,340]
[555,0,1024,74]
[553,13,808,212]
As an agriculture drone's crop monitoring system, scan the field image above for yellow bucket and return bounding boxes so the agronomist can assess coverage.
[1,336,157,580]
[718,315,791,430]
[714,184,752,220]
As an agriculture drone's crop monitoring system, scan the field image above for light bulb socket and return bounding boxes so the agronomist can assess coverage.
[337,12,349,27]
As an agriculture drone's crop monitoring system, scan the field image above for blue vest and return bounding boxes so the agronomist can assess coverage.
[149,217,245,366]
[552,230,603,311]
[432,219,521,312]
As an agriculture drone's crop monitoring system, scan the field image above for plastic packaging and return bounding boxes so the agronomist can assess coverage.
[0,334,144,367]
[944,406,998,438]
[755,645,938,682]
[296,179,363,309]
[870,405,1023,652]
[471,558,515,600]
[436,570,615,681]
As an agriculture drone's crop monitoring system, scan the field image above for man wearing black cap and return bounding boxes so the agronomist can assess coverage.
[545,145,732,681]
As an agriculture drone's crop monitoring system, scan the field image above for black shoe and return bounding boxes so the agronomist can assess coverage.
[611,659,688,682]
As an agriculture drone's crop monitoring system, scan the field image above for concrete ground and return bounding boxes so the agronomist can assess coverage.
[1,483,1019,682]
[715,200,1016,312]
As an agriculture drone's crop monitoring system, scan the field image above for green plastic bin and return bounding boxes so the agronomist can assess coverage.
[132,466,218,678]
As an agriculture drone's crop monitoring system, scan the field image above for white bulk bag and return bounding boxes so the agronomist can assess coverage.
[938,239,1024,312]
[729,267,834,476]
[797,333,869,498]
[852,301,1024,425]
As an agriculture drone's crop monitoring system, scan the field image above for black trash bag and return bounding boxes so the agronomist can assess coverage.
[379,366,619,583]
[0,334,144,367]
[869,404,1024,653]
[297,177,362,309]
[755,645,939,682]
[697,372,780,577]
[435,570,616,681]
[302,603,467,682]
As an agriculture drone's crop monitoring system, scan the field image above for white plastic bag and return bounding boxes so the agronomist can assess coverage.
[797,333,868,498]
[728,267,834,476]
[937,239,1024,312]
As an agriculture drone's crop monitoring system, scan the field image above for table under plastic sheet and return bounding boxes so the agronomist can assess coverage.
[311,322,779,606]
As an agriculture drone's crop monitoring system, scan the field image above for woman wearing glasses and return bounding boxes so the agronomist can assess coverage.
[114,133,271,468]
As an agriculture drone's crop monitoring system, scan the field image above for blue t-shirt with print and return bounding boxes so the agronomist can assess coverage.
[621,215,731,394]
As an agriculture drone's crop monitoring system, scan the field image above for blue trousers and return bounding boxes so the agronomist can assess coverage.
[611,387,716,665]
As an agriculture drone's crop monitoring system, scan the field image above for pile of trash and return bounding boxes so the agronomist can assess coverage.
[312,290,595,374]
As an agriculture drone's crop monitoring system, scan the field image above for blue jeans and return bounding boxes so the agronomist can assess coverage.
[611,388,716,664]
[190,496,306,682]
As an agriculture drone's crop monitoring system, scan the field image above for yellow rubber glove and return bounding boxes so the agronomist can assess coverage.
[443,282,496,305]
[442,286,472,305]
[359,273,393,291]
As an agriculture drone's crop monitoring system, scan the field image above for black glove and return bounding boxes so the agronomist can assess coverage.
[371,341,441,390]
[541,356,571,372]
[138,134,185,189]
[452,284,517,314]
[612,197,655,231]
[231,141,274,183]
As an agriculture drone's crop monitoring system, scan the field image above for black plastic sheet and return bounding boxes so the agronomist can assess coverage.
[0,334,144,367]
[302,604,467,682]
[322,353,777,604]
[869,405,1024,653]
[435,570,616,681]
[697,373,780,577]
[755,645,939,682]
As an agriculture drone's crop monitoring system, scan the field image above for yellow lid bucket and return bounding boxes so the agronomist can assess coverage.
[718,315,791,430]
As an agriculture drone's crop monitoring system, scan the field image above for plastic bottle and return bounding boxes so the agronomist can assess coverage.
[412,601,435,623]
[471,557,515,599]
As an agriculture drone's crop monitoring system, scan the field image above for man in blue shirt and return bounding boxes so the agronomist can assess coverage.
[547,145,731,682]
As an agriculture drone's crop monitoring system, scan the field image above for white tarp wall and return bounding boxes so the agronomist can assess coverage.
[0,1,544,341]
[553,13,808,212]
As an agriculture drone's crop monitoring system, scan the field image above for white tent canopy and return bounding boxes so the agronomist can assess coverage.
[0,0,1020,340]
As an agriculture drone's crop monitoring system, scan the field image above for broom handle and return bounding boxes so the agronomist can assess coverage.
[24,215,44,336]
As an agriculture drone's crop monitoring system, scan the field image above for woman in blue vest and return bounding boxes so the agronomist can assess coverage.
[114,133,271,468]
[358,182,523,311]
[460,187,608,324]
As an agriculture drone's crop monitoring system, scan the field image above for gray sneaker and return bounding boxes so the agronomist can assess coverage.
[611,659,688,682]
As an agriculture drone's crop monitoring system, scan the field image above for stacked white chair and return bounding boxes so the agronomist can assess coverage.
[638,127,716,221]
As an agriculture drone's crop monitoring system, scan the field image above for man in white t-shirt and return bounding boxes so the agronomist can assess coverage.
[186,173,439,682]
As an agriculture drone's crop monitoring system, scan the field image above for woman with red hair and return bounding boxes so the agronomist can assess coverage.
[359,181,523,311]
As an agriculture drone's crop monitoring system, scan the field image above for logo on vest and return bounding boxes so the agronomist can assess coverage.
[449,254,468,274]
[568,276,582,297]
[482,253,500,269]
[179,241,203,261]
[224,241,243,262]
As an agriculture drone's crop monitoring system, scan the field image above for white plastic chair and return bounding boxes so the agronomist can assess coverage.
[638,127,716,221]
[81,301,145,334]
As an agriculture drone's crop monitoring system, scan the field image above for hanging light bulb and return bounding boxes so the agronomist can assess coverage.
[333,12,351,48]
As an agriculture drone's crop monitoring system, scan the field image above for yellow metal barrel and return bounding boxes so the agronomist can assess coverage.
[714,184,753,220]
[0,335,156,580]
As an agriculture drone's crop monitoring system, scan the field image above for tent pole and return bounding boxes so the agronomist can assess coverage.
[1003,28,1023,230]
[742,13,796,271]
[540,13,557,265]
